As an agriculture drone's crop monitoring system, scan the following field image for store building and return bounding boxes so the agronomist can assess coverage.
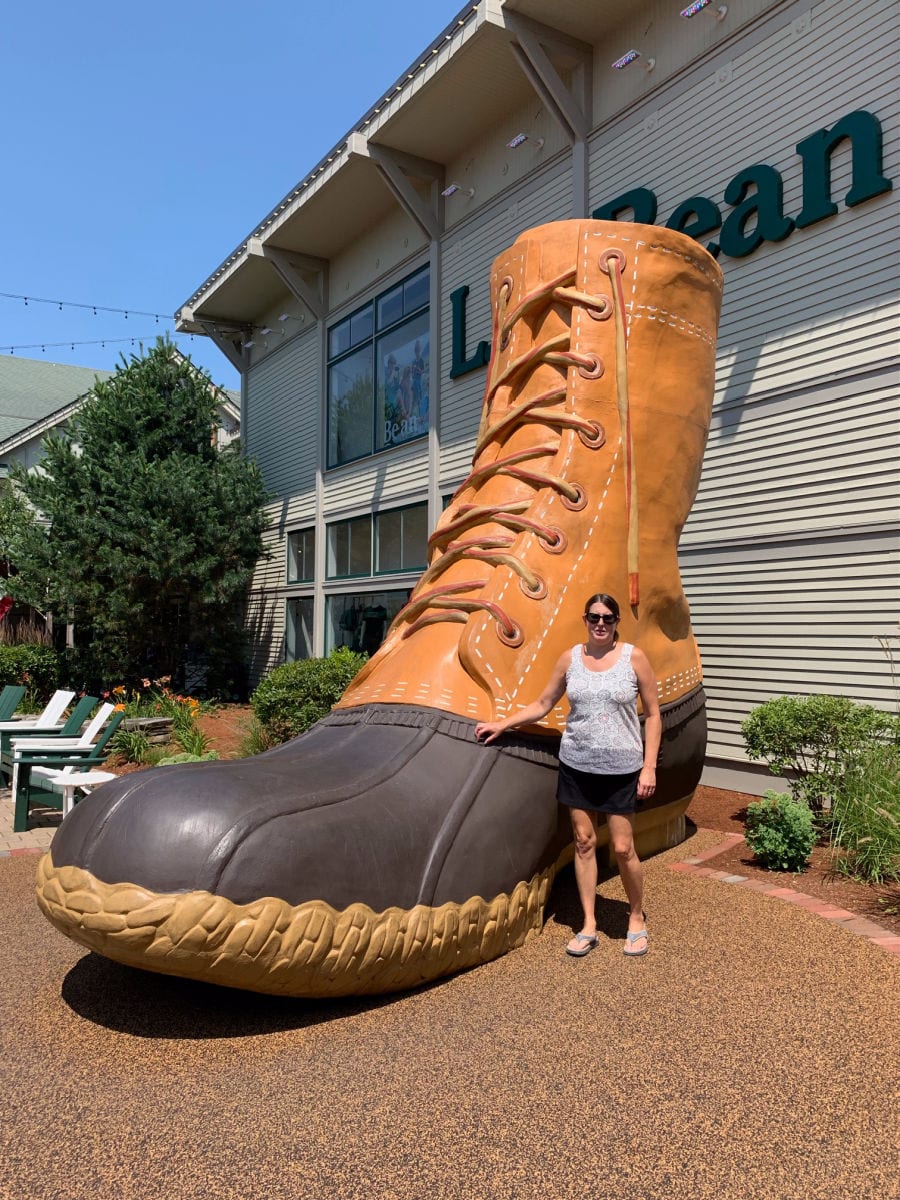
[176,0,898,791]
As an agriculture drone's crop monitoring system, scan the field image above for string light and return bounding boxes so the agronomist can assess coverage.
[0,333,197,355]
[0,290,167,322]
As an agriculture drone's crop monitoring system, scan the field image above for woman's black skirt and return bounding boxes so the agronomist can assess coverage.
[556,760,640,815]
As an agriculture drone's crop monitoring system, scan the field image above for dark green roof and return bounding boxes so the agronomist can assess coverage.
[0,356,112,444]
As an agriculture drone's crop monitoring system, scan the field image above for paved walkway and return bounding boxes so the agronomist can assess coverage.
[0,783,57,854]
[1,798,898,1200]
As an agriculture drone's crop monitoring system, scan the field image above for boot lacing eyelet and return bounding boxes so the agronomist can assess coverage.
[496,621,524,648]
[577,421,606,448]
[541,527,567,555]
[587,296,612,321]
[519,575,548,601]
[599,249,627,275]
[576,353,604,380]
[560,484,587,512]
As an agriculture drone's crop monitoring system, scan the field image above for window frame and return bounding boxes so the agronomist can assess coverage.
[326,265,430,470]
[325,501,429,581]
[286,526,316,584]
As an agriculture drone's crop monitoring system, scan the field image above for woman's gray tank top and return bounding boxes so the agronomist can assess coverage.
[558,643,644,775]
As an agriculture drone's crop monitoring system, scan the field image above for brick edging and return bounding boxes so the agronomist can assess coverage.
[670,830,900,957]
[0,847,46,858]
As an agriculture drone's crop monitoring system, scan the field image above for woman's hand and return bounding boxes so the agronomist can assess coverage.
[474,721,507,744]
[637,766,656,799]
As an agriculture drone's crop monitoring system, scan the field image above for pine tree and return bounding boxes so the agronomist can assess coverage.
[8,338,268,693]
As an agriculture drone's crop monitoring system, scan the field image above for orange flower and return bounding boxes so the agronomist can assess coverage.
[113,703,126,712]
[113,685,126,695]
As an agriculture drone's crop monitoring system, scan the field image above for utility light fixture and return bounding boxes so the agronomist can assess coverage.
[611,49,655,71]
[680,1,727,18]
[242,340,255,349]
[441,182,475,198]
[259,327,273,336]
[507,132,545,149]
[278,313,290,322]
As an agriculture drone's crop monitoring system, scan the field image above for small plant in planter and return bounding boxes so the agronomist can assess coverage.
[744,791,817,873]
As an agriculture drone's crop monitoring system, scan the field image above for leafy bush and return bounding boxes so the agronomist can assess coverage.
[157,750,220,765]
[238,717,277,758]
[0,644,60,699]
[251,648,368,744]
[828,744,900,884]
[173,719,210,758]
[744,791,817,872]
[109,728,156,765]
[742,694,899,811]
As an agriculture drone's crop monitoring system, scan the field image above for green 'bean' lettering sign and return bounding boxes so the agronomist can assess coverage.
[450,109,892,379]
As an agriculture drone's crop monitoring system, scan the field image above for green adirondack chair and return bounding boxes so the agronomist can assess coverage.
[11,705,124,831]
[0,686,26,721]
[0,695,98,782]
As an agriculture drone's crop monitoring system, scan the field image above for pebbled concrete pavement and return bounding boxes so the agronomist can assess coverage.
[0,820,898,1200]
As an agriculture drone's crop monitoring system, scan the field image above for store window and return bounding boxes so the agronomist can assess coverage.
[327,266,429,468]
[285,596,314,661]
[326,589,411,658]
[327,504,427,579]
[287,527,315,583]
[375,504,429,573]
[326,515,372,578]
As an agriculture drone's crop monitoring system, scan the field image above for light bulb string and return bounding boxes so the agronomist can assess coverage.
[0,290,168,322]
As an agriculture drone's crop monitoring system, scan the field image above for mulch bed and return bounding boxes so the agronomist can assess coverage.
[687,785,900,936]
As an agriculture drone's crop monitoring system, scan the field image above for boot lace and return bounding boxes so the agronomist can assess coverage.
[393,252,636,648]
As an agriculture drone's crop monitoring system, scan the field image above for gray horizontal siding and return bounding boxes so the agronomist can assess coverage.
[683,532,899,758]
[245,328,320,503]
[438,153,573,488]
[322,438,429,516]
[685,377,900,544]
[246,517,290,685]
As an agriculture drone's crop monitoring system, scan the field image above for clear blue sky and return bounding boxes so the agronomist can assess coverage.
[1,0,466,391]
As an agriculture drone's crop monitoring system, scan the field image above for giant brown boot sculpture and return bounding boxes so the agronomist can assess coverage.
[37,221,723,997]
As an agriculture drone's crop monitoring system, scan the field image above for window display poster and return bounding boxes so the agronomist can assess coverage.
[377,315,429,451]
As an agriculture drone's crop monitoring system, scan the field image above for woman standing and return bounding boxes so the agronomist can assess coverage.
[475,593,661,957]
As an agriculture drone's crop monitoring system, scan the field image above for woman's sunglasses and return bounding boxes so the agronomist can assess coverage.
[585,612,617,626]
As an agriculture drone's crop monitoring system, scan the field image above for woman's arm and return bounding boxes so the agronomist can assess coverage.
[631,647,661,799]
[474,651,571,744]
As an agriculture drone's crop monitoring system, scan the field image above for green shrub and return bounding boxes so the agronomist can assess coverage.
[742,694,899,811]
[157,750,220,765]
[828,744,900,884]
[251,647,368,744]
[0,644,60,699]
[238,717,277,758]
[109,728,155,765]
[745,791,817,872]
[173,720,210,758]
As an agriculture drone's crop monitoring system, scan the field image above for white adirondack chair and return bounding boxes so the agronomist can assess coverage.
[11,702,116,755]
[0,689,75,735]
[10,703,117,802]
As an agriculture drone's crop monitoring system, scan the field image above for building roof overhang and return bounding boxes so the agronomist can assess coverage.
[176,0,621,335]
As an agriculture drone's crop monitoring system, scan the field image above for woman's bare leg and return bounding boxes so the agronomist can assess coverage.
[607,813,647,944]
[568,807,600,940]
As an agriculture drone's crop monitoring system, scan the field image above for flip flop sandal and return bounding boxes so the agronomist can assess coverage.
[566,932,600,957]
[623,929,649,957]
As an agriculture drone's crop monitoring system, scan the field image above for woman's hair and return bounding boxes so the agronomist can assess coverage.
[583,592,620,641]
[583,593,620,620]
